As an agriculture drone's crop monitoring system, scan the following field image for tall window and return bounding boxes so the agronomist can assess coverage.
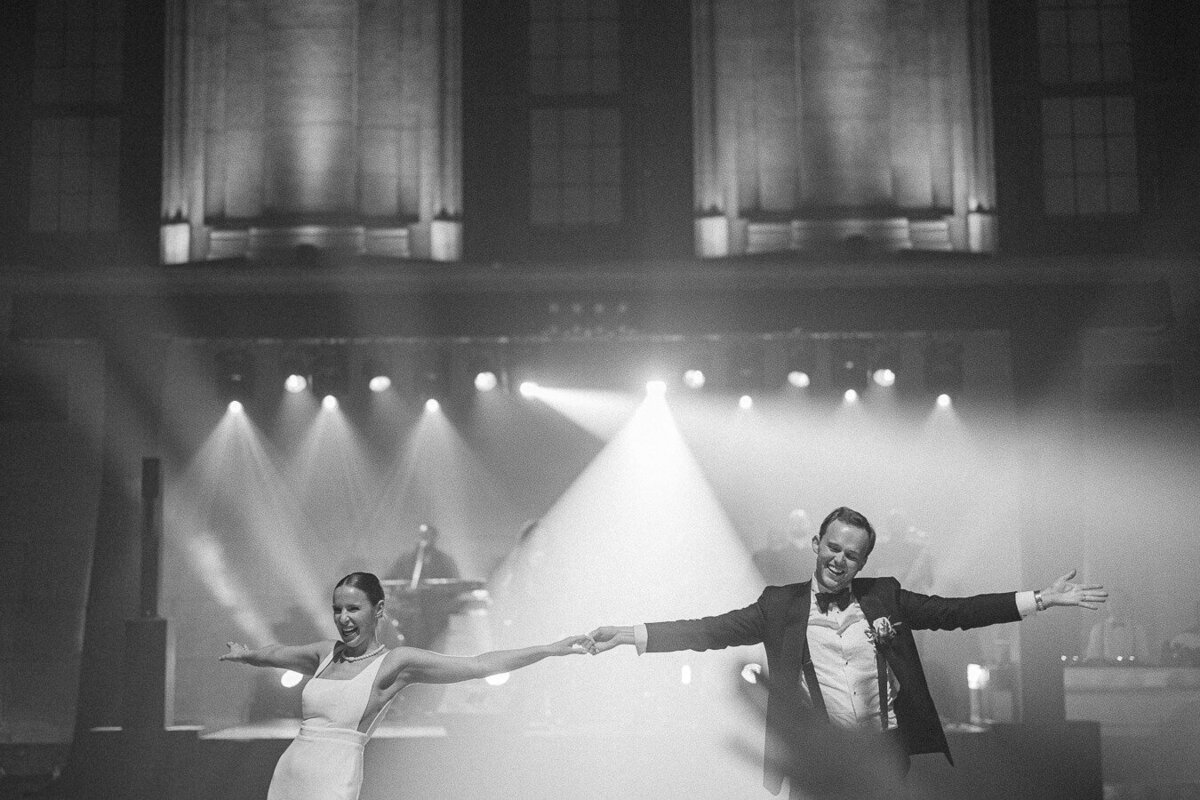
[530,108,622,226]
[29,0,124,233]
[1037,0,1136,216]
[33,0,124,105]
[529,0,620,96]
[1042,97,1138,215]
[528,0,623,227]
[1038,0,1132,85]
[29,117,121,233]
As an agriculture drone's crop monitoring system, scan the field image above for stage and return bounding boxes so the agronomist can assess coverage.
[62,720,1104,800]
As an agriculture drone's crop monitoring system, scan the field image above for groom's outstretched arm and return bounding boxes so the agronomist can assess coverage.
[590,596,768,655]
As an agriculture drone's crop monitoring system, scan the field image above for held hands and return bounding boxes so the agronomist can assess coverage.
[1042,569,1109,610]
[552,634,597,655]
[219,642,253,663]
[586,626,634,655]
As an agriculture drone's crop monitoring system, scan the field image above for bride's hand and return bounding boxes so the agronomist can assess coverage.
[553,634,595,655]
[219,641,253,662]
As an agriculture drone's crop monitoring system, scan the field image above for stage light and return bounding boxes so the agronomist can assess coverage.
[831,338,869,395]
[844,389,859,403]
[322,395,338,410]
[360,357,393,393]
[519,381,539,398]
[787,370,810,388]
[484,672,510,687]
[281,670,304,688]
[868,340,901,390]
[413,347,448,406]
[738,395,753,410]
[967,663,988,690]
[683,369,706,390]
[475,371,498,392]
[786,343,815,390]
[937,393,952,407]
[924,338,963,398]
[215,348,255,404]
[425,398,441,413]
[646,380,667,398]
[741,663,762,684]
[228,400,244,414]
[311,347,348,400]
[280,347,310,394]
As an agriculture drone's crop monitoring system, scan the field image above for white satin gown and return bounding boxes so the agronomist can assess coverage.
[266,649,391,800]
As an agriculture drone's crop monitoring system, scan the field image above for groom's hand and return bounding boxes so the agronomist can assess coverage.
[587,626,634,654]
[1043,569,1109,610]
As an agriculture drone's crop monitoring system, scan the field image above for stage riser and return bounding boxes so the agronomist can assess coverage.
[69,723,1101,800]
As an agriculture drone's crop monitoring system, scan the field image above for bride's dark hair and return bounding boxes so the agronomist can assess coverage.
[335,572,385,606]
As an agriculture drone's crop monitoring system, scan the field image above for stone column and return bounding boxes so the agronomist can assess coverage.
[160,0,212,261]
[799,0,893,206]
[966,0,998,252]
[407,0,462,260]
[692,0,721,215]
[358,0,404,218]
[160,0,189,263]
[221,0,267,220]
[263,0,357,214]
[888,0,935,209]
[945,0,974,249]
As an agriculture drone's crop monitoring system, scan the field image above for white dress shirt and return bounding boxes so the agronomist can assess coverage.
[807,583,899,730]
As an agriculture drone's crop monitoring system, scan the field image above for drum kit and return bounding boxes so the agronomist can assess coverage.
[379,578,490,652]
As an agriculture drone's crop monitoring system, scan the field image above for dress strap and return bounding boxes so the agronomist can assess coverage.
[312,645,338,679]
[358,655,394,735]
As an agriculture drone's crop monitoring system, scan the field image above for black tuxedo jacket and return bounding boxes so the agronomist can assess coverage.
[644,577,1020,794]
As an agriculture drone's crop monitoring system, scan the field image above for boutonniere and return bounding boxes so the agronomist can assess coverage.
[865,616,902,649]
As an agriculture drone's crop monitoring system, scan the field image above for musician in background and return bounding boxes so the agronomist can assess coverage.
[386,523,461,584]
[384,523,461,649]
[752,508,813,585]
[1163,599,1200,666]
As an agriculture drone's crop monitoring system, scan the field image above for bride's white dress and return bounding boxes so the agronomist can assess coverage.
[266,650,390,800]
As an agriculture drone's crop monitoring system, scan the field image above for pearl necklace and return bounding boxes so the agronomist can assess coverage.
[340,643,386,662]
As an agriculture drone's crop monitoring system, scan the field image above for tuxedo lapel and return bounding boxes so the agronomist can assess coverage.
[854,578,885,626]
[853,579,893,667]
[781,580,811,665]
[782,581,826,715]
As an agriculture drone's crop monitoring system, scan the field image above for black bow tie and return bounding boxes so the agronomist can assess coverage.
[816,588,852,613]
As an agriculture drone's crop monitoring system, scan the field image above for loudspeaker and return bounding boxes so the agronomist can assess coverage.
[140,457,162,618]
[122,617,173,731]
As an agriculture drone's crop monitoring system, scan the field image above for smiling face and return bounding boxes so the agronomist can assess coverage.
[332,584,384,651]
[811,520,872,593]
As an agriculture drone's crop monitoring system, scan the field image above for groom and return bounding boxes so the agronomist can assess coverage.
[589,506,1107,798]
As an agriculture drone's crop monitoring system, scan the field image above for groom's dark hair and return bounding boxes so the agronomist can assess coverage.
[817,507,877,557]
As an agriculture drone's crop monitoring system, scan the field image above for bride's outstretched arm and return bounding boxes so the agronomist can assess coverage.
[379,635,592,687]
[219,640,330,675]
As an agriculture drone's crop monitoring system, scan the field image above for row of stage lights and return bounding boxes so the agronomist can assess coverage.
[277,363,935,401]
[225,369,953,416]
[215,338,963,410]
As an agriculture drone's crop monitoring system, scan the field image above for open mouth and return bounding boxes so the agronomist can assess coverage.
[340,627,358,640]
